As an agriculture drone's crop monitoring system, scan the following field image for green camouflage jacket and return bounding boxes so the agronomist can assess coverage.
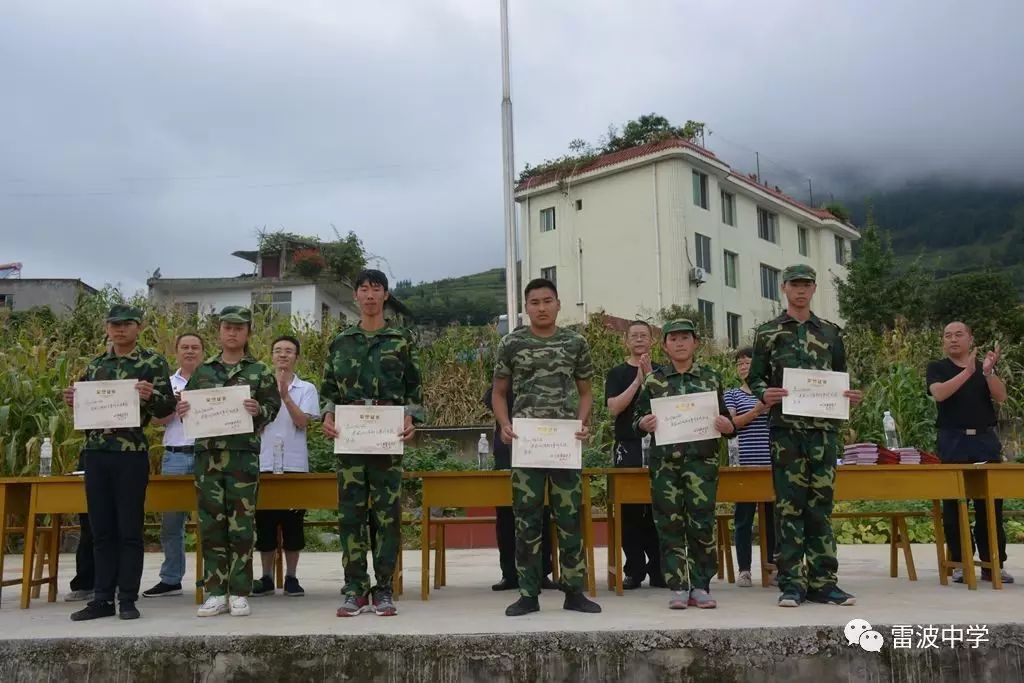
[494,327,595,420]
[748,311,847,432]
[320,325,425,422]
[78,346,175,452]
[633,361,731,460]
[185,352,281,452]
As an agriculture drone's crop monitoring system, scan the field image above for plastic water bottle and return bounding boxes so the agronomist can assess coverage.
[728,437,741,467]
[883,411,900,449]
[39,438,53,477]
[641,434,652,467]
[273,437,285,474]
[477,433,489,469]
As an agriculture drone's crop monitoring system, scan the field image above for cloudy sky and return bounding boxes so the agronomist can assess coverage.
[3,0,1022,292]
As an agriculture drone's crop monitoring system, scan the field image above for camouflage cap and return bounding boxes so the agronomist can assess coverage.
[662,318,698,339]
[782,264,817,283]
[218,306,252,324]
[105,304,143,323]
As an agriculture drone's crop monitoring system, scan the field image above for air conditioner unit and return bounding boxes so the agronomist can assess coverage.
[689,266,707,285]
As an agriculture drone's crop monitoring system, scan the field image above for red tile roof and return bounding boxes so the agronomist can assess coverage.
[515,138,720,191]
[515,137,850,227]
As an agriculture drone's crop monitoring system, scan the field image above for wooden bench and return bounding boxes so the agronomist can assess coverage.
[713,510,928,585]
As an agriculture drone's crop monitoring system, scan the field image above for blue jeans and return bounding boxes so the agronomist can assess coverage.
[159,450,195,585]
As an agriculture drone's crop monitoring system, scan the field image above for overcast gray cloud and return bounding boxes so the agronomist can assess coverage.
[2,0,1022,291]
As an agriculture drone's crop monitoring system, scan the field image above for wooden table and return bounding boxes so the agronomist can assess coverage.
[601,464,979,594]
[835,464,977,590]
[12,474,349,609]
[414,470,596,601]
[962,463,1024,590]
[601,466,776,595]
[0,478,32,607]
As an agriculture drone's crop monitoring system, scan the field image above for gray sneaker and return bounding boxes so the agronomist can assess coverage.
[688,588,717,609]
[736,571,753,588]
[952,568,965,583]
[668,590,687,610]
[64,589,94,602]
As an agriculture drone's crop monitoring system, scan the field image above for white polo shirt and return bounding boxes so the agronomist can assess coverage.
[259,374,320,473]
[163,370,195,449]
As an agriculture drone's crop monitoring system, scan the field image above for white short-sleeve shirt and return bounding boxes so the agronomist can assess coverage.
[162,370,195,448]
[259,374,320,473]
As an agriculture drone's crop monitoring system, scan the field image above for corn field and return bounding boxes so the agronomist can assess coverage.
[2,290,1024,478]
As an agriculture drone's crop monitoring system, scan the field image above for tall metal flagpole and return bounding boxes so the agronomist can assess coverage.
[500,0,519,330]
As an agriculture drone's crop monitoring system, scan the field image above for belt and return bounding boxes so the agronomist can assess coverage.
[343,399,396,406]
[941,427,995,436]
[165,446,195,454]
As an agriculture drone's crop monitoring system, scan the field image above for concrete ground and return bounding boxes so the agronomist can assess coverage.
[1,544,1021,639]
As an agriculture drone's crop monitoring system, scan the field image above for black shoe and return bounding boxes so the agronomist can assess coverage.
[806,584,856,606]
[283,575,305,597]
[119,601,140,620]
[70,600,116,622]
[505,596,540,617]
[491,577,519,591]
[563,591,602,613]
[777,589,805,608]
[251,575,275,597]
[142,581,182,598]
[622,576,643,590]
[540,575,560,591]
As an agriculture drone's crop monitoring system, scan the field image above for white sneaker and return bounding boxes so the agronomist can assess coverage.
[229,595,251,617]
[736,571,753,588]
[197,595,228,617]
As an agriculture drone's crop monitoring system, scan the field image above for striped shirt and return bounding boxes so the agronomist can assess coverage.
[724,388,771,466]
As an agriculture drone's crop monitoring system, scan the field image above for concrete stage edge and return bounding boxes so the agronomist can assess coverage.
[2,627,1024,682]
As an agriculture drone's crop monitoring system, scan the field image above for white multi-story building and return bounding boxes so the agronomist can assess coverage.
[515,138,858,346]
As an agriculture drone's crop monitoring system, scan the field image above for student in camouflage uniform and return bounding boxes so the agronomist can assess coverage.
[634,319,736,610]
[178,306,280,618]
[321,269,422,618]
[492,277,602,617]
[64,305,175,622]
[748,264,863,608]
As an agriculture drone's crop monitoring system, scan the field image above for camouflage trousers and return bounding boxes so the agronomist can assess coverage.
[337,454,402,597]
[512,467,586,597]
[649,451,719,591]
[195,449,259,597]
[771,428,840,594]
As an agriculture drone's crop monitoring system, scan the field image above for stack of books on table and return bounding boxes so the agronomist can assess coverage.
[895,447,922,464]
[844,443,879,465]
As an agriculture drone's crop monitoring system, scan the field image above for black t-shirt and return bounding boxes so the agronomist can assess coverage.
[605,362,643,441]
[925,358,997,429]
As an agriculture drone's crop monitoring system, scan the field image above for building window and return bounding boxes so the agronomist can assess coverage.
[575,199,583,211]
[723,251,738,288]
[695,233,712,272]
[540,207,556,232]
[177,301,199,317]
[0,294,12,309]
[835,235,848,265]
[321,302,330,323]
[721,191,735,226]
[760,264,781,301]
[252,290,292,318]
[727,313,742,348]
[757,207,778,243]
[540,266,557,287]
[798,226,810,257]
[692,171,709,210]
[697,299,714,336]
